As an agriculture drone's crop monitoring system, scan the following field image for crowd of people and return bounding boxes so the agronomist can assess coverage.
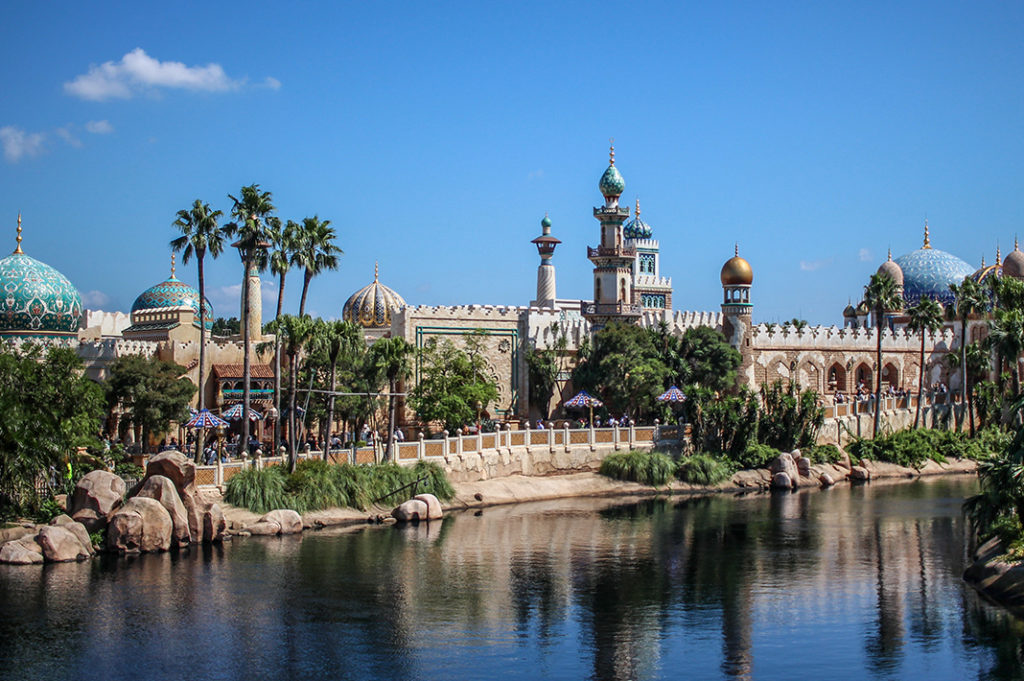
[830,381,949,405]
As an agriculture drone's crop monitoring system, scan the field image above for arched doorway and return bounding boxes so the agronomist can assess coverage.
[882,362,899,390]
[827,362,846,393]
[855,363,872,391]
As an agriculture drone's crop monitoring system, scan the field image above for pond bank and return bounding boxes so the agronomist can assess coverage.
[964,537,1024,617]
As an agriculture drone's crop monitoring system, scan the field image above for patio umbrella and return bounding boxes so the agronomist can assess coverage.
[185,409,229,430]
[656,386,687,403]
[223,404,263,421]
[563,390,604,427]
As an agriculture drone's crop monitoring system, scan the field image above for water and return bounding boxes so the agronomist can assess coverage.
[1,476,1023,681]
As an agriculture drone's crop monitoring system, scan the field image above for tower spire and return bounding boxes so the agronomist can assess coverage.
[735,242,739,257]
[374,261,379,281]
[997,243,1002,266]
[609,138,615,166]
[887,246,892,261]
[13,213,22,254]
[923,219,931,249]
[171,253,176,278]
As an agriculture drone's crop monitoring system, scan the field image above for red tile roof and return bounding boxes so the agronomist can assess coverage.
[212,364,274,379]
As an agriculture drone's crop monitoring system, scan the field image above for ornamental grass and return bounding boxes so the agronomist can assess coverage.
[599,450,675,487]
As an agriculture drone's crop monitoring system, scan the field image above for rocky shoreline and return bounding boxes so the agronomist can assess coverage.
[963,537,1024,616]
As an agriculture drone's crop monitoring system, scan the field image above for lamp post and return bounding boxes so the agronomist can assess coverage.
[233,231,270,460]
[475,400,482,434]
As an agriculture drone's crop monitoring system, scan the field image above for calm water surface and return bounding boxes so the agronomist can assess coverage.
[2,476,1023,681]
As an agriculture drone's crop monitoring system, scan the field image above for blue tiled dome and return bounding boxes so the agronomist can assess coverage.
[132,276,213,330]
[0,252,82,338]
[623,202,652,239]
[892,247,974,306]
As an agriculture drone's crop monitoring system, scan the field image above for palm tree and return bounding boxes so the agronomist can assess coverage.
[272,314,316,473]
[988,308,1024,399]
[170,199,227,463]
[311,319,363,460]
[292,215,341,316]
[864,272,902,438]
[905,296,944,429]
[226,184,275,457]
[949,277,987,434]
[267,218,299,454]
[370,336,414,461]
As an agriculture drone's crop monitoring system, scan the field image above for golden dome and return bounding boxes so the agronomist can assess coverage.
[720,245,753,286]
[342,264,406,329]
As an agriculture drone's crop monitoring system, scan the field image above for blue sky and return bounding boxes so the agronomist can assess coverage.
[2,1,1023,324]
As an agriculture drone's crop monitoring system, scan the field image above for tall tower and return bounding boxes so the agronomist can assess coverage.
[582,143,641,327]
[624,198,673,310]
[531,214,561,308]
[243,263,262,341]
[721,245,754,386]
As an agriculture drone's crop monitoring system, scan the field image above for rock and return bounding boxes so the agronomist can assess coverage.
[392,499,429,522]
[48,514,74,526]
[179,488,205,542]
[144,450,196,496]
[790,449,801,459]
[246,521,281,536]
[235,530,251,538]
[107,497,173,553]
[54,494,67,511]
[0,536,43,565]
[473,492,483,502]
[136,475,191,546]
[796,457,812,477]
[69,470,126,532]
[770,472,793,490]
[413,494,443,520]
[37,525,90,562]
[261,509,302,535]
[819,473,835,487]
[202,504,226,542]
[48,517,94,555]
[770,453,799,482]
[850,466,871,482]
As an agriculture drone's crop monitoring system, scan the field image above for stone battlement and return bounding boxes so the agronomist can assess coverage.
[751,323,958,352]
[398,304,527,320]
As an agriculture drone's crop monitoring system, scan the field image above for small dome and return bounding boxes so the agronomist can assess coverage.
[1004,244,1024,279]
[721,246,753,286]
[877,252,904,287]
[623,199,652,239]
[0,252,82,338]
[856,300,869,315]
[343,265,406,329]
[132,275,213,330]
[540,215,552,229]
[843,303,857,317]
[599,165,625,198]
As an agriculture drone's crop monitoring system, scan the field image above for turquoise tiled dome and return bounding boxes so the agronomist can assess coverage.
[0,252,82,338]
[132,276,213,330]
[623,212,652,239]
[343,266,406,329]
[892,247,974,306]
[599,165,625,197]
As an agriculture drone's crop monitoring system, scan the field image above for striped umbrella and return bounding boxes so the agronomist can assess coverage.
[185,409,229,430]
[656,386,687,403]
[563,390,603,427]
[223,403,263,421]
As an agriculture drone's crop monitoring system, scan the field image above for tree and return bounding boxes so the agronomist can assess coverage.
[757,380,824,450]
[572,323,669,421]
[906,296,944,428]
[949,276,987,435]
[525,346,558,419]
[409,337,499,433]
[371,336,414,461]
[310,319,363,458]
[106,355,196,453]
[271,314,316,472]
[0,345,105,513]
[988,308,1024,399]
[864,272,902,437]
[170,198,227,462]
[212,317,240,335]
[227,184,276,456]
[674,326,741,392]
[267,218,299,453]
[292,215,341,317]
[964,408,1024,544]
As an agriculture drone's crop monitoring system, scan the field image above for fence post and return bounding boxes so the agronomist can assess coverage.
[613,423,620,451]
[418,431,425,460]
[476,427,483,454]
[589,423,595,451]
[548,421,555,453]
[456,428,464,457]
[216,456,223,488]
[628,420,635,448]
[563,423,571,453]
[442,430,450,461]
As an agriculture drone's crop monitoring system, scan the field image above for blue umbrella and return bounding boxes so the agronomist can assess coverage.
[563,390,604,409]
[185,409,229,429]
[656,386,687,403]
[223,403,263,421]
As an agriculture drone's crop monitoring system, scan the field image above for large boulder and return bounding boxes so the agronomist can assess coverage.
[392,499,429,522]
[850,466,871,482]
[69,470,126,532]
[770,472,794,490]
[203,503,227,543]
[49,515,94,556]
[0,536,43,565]
[246,521,282,536]
[413,494,443,520]
[770,453,799,483]
[36,525,90,562]
[144,450,196,498]
[136,475,191,546]
[107,497,173,554]
[796,457,812,478]
[819,473,835,487]
[261,509,302,535]
[179,488,205,542]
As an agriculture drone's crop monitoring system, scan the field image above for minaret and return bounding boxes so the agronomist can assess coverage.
[531,214,561,308]
[582,142,640,327]
[721,244,755,388]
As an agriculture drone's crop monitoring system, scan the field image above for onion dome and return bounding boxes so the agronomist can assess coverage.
[540,215,552,229]
[598,143,625,198]
[877,248,904,287]
[971,248,1003,284]
[891,221,974,306]
[623,198,652,239]
[342,263,407,329]
[1004,238,1024,279]
[721,244,754,286]
[843,302,857,318]
[855,300,869,316]
[131,255,213,330]
[0,215,82,339]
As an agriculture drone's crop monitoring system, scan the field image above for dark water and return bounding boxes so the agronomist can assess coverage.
[2,477,1023,681]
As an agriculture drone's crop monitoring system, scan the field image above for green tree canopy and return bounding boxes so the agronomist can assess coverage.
[409,335,499,433]
[106,355,196,452]
[673,325,742,391]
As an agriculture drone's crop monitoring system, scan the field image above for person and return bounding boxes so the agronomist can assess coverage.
[394,428,404,442]
[535,419,545,430]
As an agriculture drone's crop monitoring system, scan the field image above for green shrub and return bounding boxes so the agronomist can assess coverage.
[734,443,780,470]
[224,466,291,514]
[599,450,675,486]
[803,444,843,464]
[32,496,64,524]
[114,462,144,481]
[848,428,1007,469]
[676,453,733,486]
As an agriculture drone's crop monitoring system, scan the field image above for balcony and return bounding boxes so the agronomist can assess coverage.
[587,245,636,259]
[580,301,643,317]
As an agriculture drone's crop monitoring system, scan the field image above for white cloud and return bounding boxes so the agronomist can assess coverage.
[64,48,245,101]
[85,119,114,134]
[55,126,82,148]
[81,290,111,308]
[858,248,873,262]
[263,76,281,90]
[0,126,46,162]
[800,258,831,272]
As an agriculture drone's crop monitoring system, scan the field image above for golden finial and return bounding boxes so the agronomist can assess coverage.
[1016,235,1020,252]
[13,212,22,254]
[609,138,615,166]
[887,246,892,261]
[922,219,931,249]
[982,254,986,268]
[171,253,176,278]
[374,261,379,281]
[997,243,1002,265]
[635,197,641,217]
[734,242,739,257]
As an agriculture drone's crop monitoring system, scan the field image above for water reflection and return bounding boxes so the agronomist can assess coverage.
[1,477,1022,681]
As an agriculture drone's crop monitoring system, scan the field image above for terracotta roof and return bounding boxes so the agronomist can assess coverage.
[212,363,274,379]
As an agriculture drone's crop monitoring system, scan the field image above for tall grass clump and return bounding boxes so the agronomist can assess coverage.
[599,450,675,486]
[676,453,733,486]
[224,466,291,514]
